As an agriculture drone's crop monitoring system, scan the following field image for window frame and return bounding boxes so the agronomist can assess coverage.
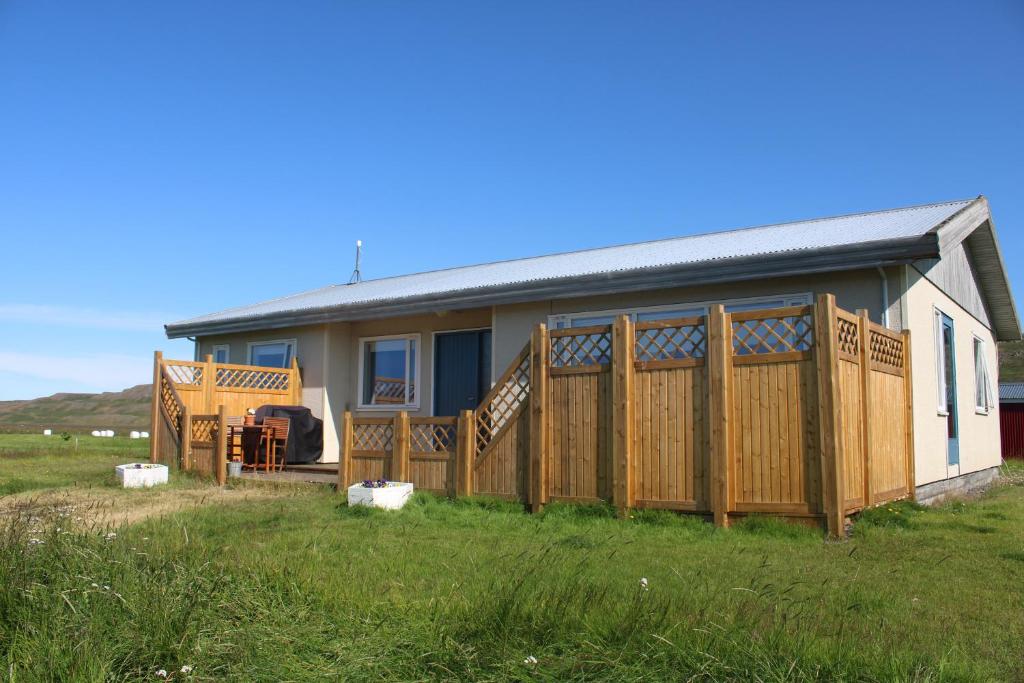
[212,344,230,364]
[357,333,421,411]
[546,293,813,329]
[973,334,994,415]
[934,307,950,416]
[246,339,297,369]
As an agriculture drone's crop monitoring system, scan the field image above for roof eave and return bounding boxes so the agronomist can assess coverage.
[165,236,938,339]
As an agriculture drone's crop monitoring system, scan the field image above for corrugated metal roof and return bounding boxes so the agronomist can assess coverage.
[168,199,973,331]
[1000,382,1024,402]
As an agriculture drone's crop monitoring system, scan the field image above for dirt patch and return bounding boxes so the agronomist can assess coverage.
[0,482,315,531]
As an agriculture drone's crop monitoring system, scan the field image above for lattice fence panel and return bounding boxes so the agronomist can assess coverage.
[370,377,408,404]
[476,352,531,456]
[190,417,218,444]
[635,322,706,361]
[869,330,905,369]
[159,372,182,430]
[836,316,860,356]
[165,363,204,386]
[411,423,457,453]
[550,328,612,368]
[352,423,394,452]
[732,314,813,355]
[216,367,290,391]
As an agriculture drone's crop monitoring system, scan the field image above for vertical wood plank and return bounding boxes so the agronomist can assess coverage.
[340,411,353,491]
[150,351,162,464]
[216,404,227,486]
[856,309,874,506]
[902,329,916,499]
[530,324,549,512]
[456,410,473,496]
[393,411,410,482]
[814,294,846,537]
[611,315,634,511]
[708,305,731,527]
[203,354,215,414]
[181,405,192,471]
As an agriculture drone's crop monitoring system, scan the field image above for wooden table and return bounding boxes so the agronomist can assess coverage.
[228,424,272,471]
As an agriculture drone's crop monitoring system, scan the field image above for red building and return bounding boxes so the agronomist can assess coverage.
[1000,382,1024,459]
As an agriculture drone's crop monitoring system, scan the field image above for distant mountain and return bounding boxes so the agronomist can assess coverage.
[1001,341,1024,384]
[0,384,151,432]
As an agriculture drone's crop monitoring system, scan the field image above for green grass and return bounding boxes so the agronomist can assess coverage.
[0,434,151,494]
[2,443,1024,681]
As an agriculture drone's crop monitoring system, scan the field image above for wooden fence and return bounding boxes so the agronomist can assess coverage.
[149,350,295,482]
[339,294,915,535]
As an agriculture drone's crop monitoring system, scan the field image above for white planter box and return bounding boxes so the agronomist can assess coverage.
[116,463,169,488]
[347,482,414,510]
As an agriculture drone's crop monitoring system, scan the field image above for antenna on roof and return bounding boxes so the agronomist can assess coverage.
[348,240,363,284]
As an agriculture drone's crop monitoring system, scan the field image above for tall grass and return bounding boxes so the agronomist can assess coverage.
[2,486,1016,681]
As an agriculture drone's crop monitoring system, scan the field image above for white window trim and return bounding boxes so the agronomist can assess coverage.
[973,334,994,415]
[934,307,949,416]
[212,344,230,364]
[547,292,812,329]
[247,339,297,368]
[357,333,421,411]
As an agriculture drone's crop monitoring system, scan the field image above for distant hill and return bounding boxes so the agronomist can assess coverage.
[1000,341,1024,384]
[0,384,151,433]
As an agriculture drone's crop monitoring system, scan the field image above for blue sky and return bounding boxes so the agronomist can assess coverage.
[0,1,1022,400]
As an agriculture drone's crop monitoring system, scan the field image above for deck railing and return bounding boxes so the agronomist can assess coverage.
[339,294,915,535]
[149,352,301,482]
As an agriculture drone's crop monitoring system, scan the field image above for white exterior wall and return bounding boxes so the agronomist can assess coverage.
[905,266,1001,485]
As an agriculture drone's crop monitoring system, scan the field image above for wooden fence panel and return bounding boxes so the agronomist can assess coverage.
[348,419,393,484]
[473,406,529,499]
[157,356,299,421]
[729,306,820,516]
[547,326,612,503]
[409,417,457,494]
[867,368,909,503]
[731,359,820,513]
[837,358,865,510]
[188,414,220,479]
[548,370,611,502]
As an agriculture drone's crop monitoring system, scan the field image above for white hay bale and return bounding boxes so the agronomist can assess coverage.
[91,430,101,437]
[130,431,140,439]
[43,429,52,436]
[140,431,150,439]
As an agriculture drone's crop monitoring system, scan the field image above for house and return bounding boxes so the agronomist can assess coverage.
[164,196,1018,503]
[999,382,1024,459]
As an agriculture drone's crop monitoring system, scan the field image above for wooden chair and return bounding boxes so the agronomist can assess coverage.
[225,416,244,461]
[261,417,290,472]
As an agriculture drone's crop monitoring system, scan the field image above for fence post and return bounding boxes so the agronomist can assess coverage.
[339,411,353,492]
[291,357,303,405]
[814,294,846,537]
[393,411,410,482]
[611,314,635,512]
[181,405,192,471]
[216,405,227,486]
[856,309,874,506]
[529,324,549,513]
[902,329,916,500]
[456,410,475,497]
[203,354,215,414]
[150,351,162,464]
[708,305,732,527]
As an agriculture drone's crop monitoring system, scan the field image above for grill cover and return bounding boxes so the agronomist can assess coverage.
[253,405,324,465]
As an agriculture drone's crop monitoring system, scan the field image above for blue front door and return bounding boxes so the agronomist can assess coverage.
[434,330,492,416]
[940,313,959,466]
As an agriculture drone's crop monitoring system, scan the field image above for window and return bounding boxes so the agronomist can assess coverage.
[359,334,419,409]
[934,309,953,415]
[212,344,230,364]
[248,340,296,368]
[548,294,811,329]
[974,336,994,414]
